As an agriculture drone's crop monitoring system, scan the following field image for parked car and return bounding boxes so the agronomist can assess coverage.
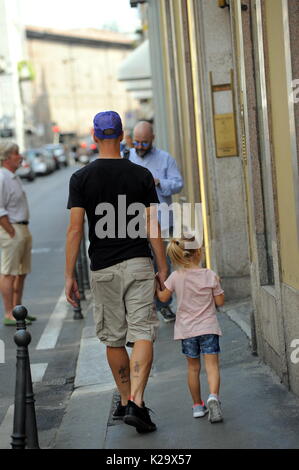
[43,149,57,173]
[43,144,69,168]
[89,154,99,163]
[23,148,56,176]
[78,154,90,165]
[77,136,98,164]
[16,155,36,182]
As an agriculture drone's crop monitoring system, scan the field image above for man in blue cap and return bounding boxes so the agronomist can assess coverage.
[65,111,168,433]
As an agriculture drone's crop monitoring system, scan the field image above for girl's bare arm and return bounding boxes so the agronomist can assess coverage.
[214,293,225,307]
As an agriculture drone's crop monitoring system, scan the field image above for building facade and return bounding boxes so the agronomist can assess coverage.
[140,0,299,397]
[25,26,139,144]
[0,0,29,150]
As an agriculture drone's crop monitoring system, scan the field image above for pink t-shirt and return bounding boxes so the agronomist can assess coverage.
[164,268,224,340]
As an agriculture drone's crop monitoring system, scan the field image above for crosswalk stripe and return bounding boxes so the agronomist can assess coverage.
[0,404,13,449]
[36,289,68,350]
[30,363,48,383]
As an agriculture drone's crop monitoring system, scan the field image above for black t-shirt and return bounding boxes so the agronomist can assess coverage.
[67,158,159,270]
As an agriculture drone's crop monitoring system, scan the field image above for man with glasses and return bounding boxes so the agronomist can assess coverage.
[128,121,184,323]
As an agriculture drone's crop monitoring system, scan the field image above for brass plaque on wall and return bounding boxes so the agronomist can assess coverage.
[214,113,238,157]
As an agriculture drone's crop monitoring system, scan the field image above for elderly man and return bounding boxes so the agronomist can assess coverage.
[0,142,34,325]
[128,121,184,323]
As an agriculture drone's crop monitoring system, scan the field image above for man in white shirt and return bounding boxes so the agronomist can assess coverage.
[0,142,34,325]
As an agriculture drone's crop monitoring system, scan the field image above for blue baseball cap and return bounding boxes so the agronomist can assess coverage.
[93,111,123,139]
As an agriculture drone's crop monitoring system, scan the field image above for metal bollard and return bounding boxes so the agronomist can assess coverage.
[76,242,86,301]
[81,230,90,290]
[11,306,40,449]
[73,265,84,320]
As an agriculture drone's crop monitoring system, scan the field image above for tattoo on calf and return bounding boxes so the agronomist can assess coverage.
[133,361,140,378]
[119,365,129,384]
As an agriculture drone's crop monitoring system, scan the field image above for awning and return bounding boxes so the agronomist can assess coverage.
[125,79,152,92]
[118,39,152,100]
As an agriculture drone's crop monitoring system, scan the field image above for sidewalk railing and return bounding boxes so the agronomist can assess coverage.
[11,306,39,449]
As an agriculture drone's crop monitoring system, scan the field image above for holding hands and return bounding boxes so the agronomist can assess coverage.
[155,272,172,304]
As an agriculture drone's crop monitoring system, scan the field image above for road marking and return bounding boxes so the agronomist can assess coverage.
[32,248,51,254]
[36,289,68,350]
[0,404,14,449]
[32,247,64,254]
[30,363,48,383]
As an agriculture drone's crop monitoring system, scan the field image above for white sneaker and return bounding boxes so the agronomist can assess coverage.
[207,396,223,423]
[192,403,208,418]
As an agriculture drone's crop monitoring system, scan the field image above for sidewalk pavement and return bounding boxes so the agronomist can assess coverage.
[54,298,299,449]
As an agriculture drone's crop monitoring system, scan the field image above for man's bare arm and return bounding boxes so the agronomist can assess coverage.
[65,207,85,277]
[65,207,85,306]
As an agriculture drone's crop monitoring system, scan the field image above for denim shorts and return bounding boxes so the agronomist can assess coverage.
[181,334,220,358]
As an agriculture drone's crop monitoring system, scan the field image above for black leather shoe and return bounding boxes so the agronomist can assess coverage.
[124,400,156,433]
[112,401,126,420]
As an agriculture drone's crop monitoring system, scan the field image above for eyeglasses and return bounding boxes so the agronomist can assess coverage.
[133,140,150,148]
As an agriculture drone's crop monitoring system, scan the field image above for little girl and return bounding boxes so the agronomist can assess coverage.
[156,237,224,423]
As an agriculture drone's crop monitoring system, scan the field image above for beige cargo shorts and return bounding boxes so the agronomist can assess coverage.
[90,257,160,347]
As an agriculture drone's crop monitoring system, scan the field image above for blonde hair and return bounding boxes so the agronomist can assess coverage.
[167,236,201,269]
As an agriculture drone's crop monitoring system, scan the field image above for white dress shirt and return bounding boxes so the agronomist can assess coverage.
[0,168,30,223]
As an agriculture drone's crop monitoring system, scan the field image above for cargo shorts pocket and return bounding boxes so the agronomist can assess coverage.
[127,306,159,344]
[134,272,155,300]
[91,273,115,304]
[93,303,107,341]
[93,302,103,332]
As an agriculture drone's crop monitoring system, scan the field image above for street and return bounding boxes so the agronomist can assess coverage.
[0,0,298,454]
[0,164,87,448]
[0,164,299,451]
[53,304,299,451]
